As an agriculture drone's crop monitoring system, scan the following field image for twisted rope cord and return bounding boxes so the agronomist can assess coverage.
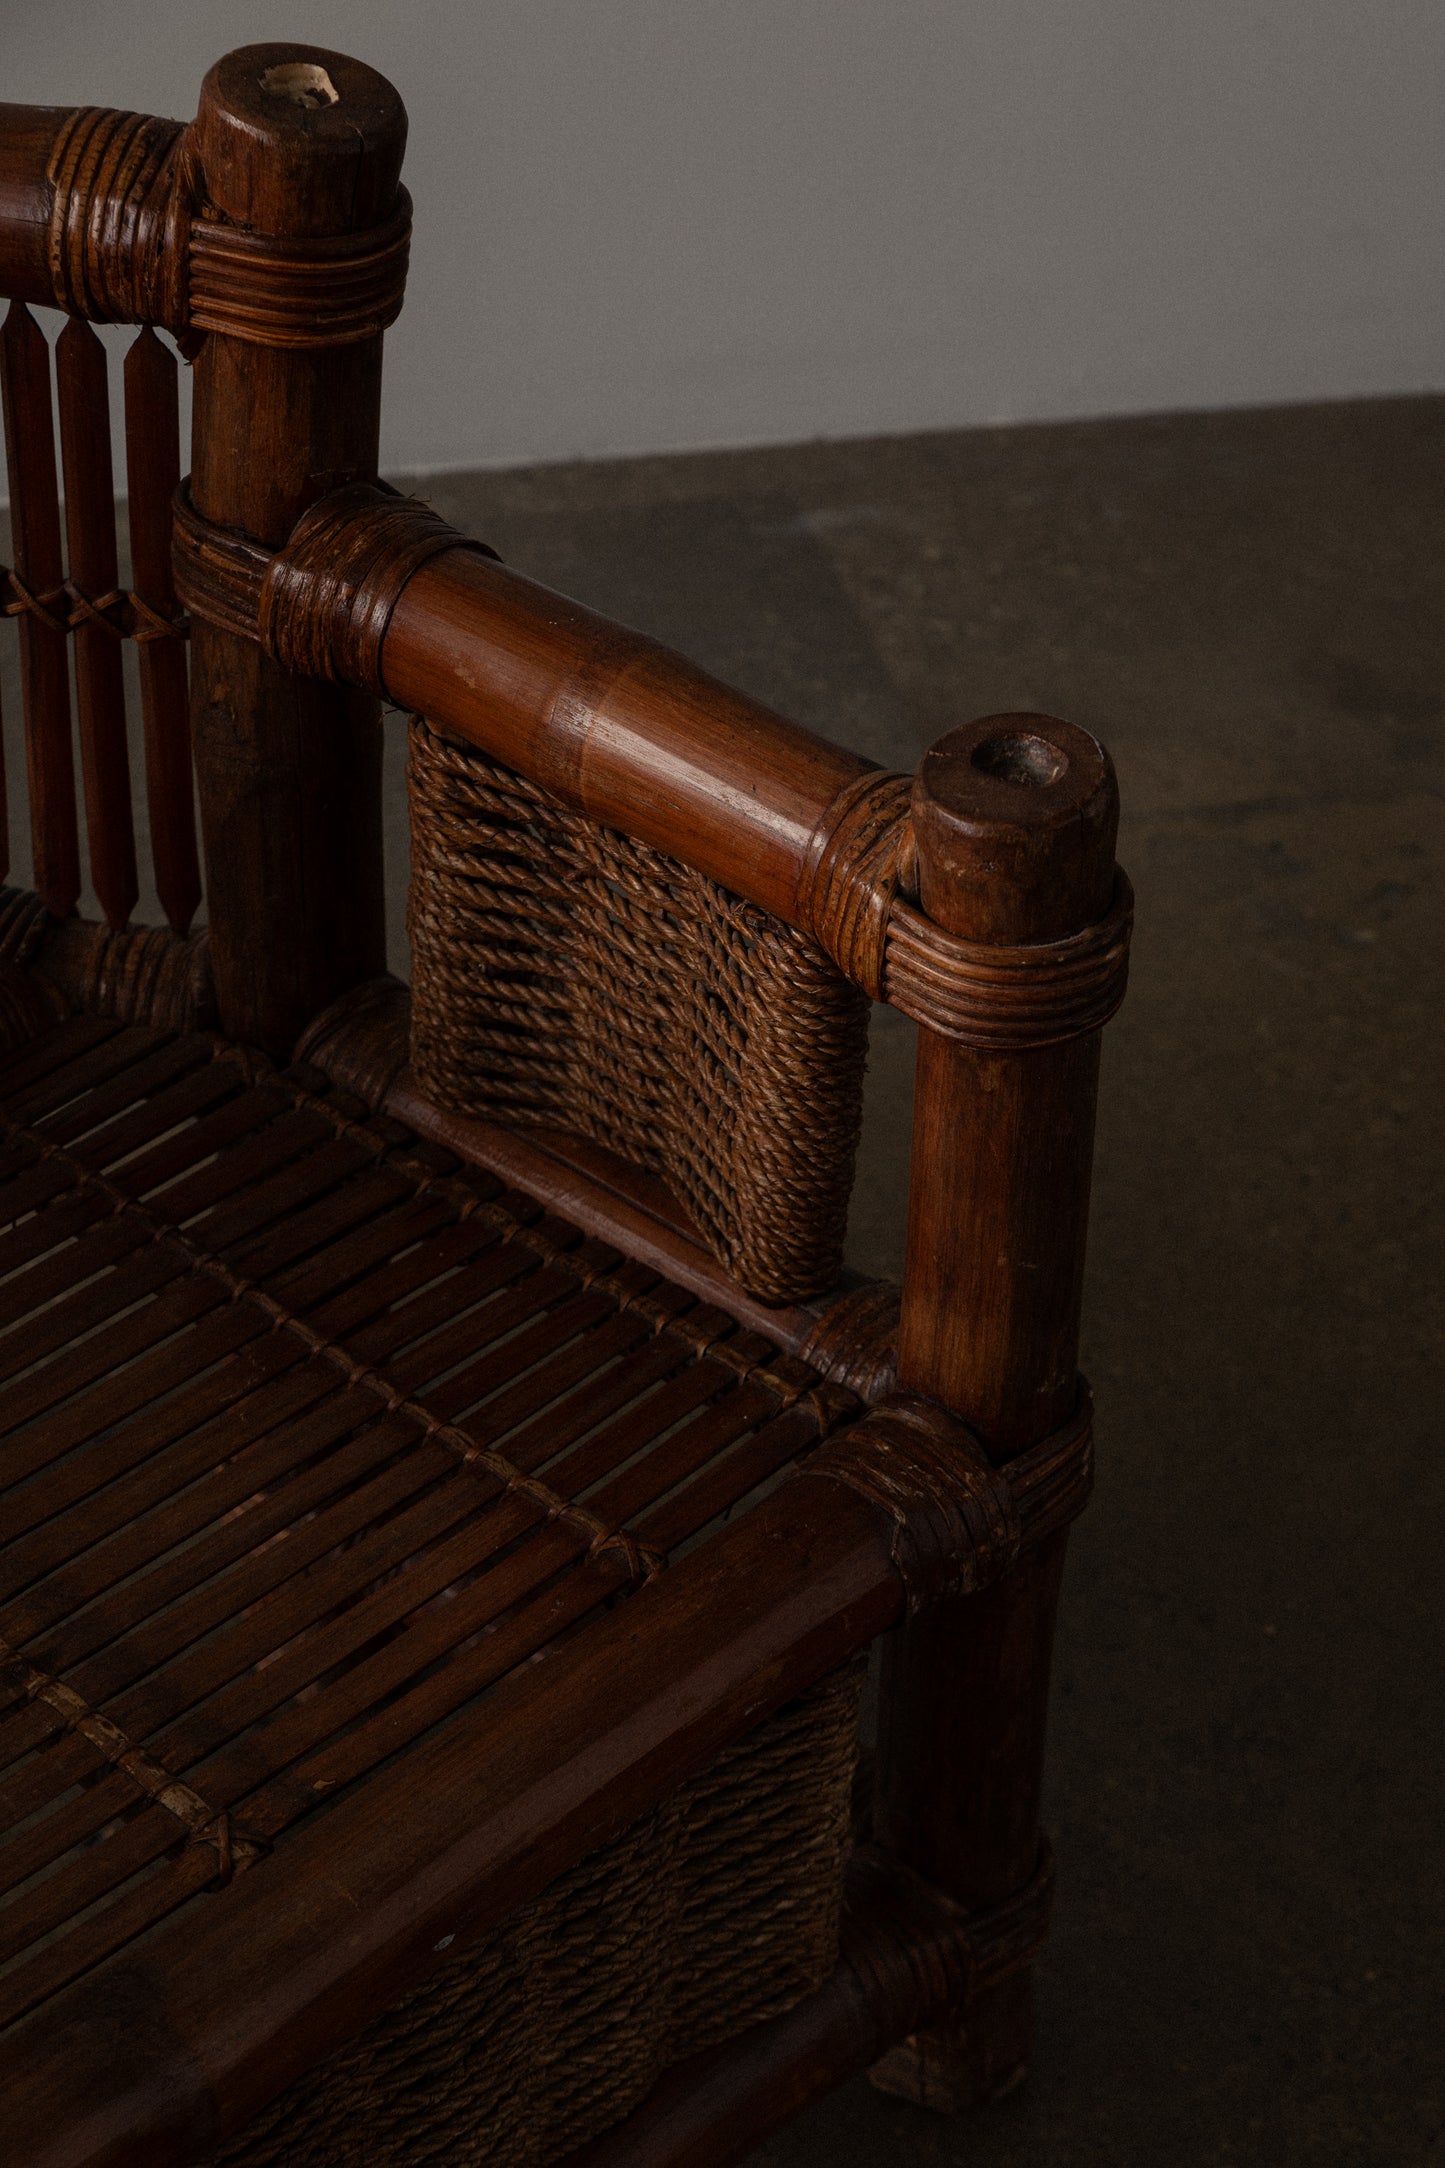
[0,1631,260,1884]
[1,565,188,643]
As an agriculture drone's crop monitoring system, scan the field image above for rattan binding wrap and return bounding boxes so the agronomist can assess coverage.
[44,107,411,349]
[407,717,871,1306]
[211,1662,864,2168]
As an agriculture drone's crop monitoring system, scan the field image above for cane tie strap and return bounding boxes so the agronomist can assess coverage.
[171,483,270,640]
[809,1384,1093,1614]
[0,1628,262,1885]
[846,1839,1056,2037]
[800,770,1130,1043]
[188,194,412,348]
[46,107,410,348]
[810,1393,1021,1613]
[799,769,917,1002]
[47,107,194,329]
[260,485,497,690]
[173,480,496,696]
[884,873,1134,1050]
[798,1279,901,1402]
[3,563,188,646]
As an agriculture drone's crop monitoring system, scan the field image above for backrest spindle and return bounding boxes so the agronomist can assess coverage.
[0,299,80,920]
[55,315,138,930]
[124,324,199,935]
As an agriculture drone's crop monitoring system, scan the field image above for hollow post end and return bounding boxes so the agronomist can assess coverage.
[911,714,1118,943]
[194,44,407,232]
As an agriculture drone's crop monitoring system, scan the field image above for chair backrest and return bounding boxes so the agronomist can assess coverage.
[0,46,1130,1445]
[0,305,197,937]
[0,52,903,1303]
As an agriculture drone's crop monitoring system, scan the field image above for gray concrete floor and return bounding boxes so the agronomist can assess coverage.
[406,403,1445,2166]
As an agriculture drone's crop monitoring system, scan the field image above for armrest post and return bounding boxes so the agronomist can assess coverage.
[186,46,404,1052]
[876,712,1120,2109]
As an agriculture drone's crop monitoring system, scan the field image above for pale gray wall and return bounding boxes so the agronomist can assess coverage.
[5,0,1442,472]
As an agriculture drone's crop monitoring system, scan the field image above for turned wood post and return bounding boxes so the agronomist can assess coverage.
[187,47,402,1053]
[874,713,1119,2109]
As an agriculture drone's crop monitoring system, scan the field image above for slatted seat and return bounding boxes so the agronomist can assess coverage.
[0,1016,861,2045]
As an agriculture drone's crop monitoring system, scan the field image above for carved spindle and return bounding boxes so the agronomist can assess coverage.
[0,301,79,919]
[56,316,138,930]
[124,326,200,934]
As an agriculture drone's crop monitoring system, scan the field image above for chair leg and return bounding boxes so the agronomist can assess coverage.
[878,713,1124,2109]
[871,1535,1067,2107]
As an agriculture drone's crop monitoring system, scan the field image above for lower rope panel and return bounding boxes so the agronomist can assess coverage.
[208,1663,865,2168]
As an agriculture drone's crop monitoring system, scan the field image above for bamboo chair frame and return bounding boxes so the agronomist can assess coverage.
[0,44,1130,2168]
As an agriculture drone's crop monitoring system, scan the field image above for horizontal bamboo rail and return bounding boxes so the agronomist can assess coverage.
[381,549,875,934]
[0,103,871,943]
[0,103,64,305]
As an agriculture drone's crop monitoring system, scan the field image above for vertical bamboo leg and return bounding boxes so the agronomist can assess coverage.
[873,712,1119,2109]
[185,47,402,1053]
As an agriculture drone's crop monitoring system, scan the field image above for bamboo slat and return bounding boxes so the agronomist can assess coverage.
[123,327,200,933]
[0,1347,330,1599]
[55,318,137,928]
[0,303,78,918]
[0,1022,856,2054]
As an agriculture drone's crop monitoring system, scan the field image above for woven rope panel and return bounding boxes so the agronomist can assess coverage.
[211,1661,863,2168]
[406,718,871,1305]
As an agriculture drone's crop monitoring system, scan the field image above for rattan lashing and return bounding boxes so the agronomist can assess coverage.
[407,717,872,1306]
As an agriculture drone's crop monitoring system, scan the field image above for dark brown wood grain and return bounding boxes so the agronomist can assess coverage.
[1,300,79,919]
[123,326,200,933]
[0,102,68,305]
[382,548,874,930]
[55,317,138,929]
[0,54,1129,2167]
[185,48,403,1051]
